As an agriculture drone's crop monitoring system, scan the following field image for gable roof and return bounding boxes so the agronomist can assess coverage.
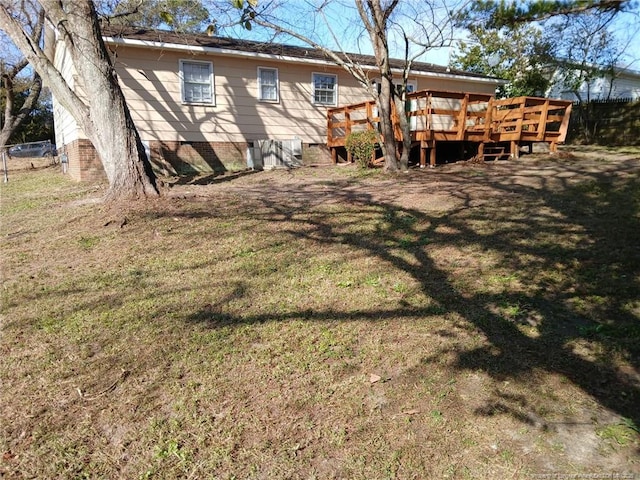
[100,25,504,85]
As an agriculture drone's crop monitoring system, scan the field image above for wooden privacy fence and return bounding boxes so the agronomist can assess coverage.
[567,98,640,146]
[327,89,573,166]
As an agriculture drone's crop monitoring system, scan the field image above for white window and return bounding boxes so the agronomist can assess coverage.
[373,79,417,95]
[312,73,337,106]
[258,67,279,102]
[402,82,417,94]
[179,60,214,105]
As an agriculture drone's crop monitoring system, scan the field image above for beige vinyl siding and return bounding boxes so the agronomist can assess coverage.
[52,42,84,146]
[109,45,498,145]
[113,47,370,144]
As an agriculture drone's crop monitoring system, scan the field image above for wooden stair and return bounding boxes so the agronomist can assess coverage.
[482,145,506,161]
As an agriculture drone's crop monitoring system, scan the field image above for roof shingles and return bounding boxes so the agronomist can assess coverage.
[101,25,500,81]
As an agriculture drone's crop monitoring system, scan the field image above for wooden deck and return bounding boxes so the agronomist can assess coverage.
[327,89,573,166]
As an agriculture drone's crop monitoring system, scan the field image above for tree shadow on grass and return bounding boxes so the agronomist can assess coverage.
[176,160,640,429]
[168,168,260,187]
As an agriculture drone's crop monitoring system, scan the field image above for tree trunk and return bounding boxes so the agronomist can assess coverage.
[0,131,9,151]
[356,0,400,172]
[394,95,411,172]
[377,75,399,171]
[0,73,43,148]
[1,1,159,201]
[48,0,159,200]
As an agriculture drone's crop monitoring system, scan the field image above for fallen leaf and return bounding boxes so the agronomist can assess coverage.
[369,374,381,383]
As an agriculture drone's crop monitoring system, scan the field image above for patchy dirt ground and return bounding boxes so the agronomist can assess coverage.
[164,148,640,211]
[2,147,639,479]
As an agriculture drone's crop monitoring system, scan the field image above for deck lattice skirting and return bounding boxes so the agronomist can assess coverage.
[327,90,573,166]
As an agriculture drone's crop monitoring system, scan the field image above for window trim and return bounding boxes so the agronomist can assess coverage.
[257,66,279,103]
[312,72,338,106]
[179,59,215,106]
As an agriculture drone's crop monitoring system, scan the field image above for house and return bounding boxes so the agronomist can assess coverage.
[546,64,640,102]
[51,26,505,181]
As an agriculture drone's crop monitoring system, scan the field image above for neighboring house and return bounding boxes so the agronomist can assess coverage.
[547,64,640,102]
[51,26,504,181]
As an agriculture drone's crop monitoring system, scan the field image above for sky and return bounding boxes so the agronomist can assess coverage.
[1,1,639,73]
[217,0,640,70]
[607,9,640,70]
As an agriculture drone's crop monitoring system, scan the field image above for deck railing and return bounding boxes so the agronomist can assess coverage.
[328,89,572,153]
[490,97,572,143]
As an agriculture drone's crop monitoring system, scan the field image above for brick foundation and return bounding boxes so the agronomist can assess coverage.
[151,140,248,175]
[64,139,107,182]
[62,139,333,181]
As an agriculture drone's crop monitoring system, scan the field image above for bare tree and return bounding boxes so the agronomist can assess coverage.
[0,5,44,151]
[551,11,624,102]
[550,11,628,143]
[233,0,454,172]
[354,0,400,171]
[0,0,158,200]
[386,1,452,171]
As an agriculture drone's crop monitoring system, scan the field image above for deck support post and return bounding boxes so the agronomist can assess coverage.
[478,142,485,160]
[510,141,519,159]
[550,141,558,153]
[347,151,353,163]
[420,146,427,168]
[331,147,337,164]
[430,141,437,168]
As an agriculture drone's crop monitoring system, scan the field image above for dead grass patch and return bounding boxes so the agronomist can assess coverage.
[1,149,639,479]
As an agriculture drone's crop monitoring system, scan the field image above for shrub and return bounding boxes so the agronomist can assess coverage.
[345,129,378,168]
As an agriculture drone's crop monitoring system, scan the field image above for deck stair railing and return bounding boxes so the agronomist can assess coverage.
[490,97,572,142]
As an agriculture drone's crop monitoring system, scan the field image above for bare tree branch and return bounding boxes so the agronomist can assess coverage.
[0,3,45,148]
[0,3,91,135]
